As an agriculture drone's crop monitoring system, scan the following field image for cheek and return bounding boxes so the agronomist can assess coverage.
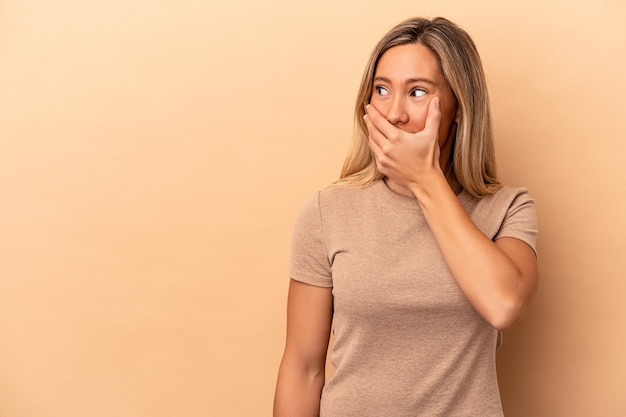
[437,125,452,147]
[406,104,429,133]
[437,104,459,146]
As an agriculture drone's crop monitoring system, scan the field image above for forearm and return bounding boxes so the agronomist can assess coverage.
[410,174,535,329]
[274,280,332,416]
[273,360,325,417]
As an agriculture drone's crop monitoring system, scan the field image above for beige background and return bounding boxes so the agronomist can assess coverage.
[1,0,625,416]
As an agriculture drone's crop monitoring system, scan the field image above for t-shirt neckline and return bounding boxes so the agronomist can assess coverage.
[372,179,470,210]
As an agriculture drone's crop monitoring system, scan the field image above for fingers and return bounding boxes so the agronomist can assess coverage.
[363,98,445,183]
[363,107,390,155]
[365,97,442,139]
[363,107,392,174]
[366,127,391,175]
[364,104,398,141]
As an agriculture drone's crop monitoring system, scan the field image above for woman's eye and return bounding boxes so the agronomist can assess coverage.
[410,88,427,97]
[375,86,390,96]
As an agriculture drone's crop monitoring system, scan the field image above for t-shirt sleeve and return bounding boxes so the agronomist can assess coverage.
[494,189,538,257]
[288,192,333,288]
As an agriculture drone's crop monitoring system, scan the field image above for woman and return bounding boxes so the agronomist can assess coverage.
[274,17,538,417]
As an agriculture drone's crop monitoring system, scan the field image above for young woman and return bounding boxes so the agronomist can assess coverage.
[274,17,538,417]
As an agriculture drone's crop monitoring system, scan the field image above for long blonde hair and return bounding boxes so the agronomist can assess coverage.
[336,17,501,198]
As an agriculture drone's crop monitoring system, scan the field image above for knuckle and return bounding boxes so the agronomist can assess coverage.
[380,142,392,155]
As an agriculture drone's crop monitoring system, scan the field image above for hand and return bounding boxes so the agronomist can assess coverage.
[364,97,444,190]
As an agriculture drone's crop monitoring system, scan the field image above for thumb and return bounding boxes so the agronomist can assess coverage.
[423,97,442,136]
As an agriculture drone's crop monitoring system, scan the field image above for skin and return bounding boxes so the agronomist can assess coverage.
[363,43,538,330]
[368,43,460,194]
[273,280,332,417]
[274,42,538,416]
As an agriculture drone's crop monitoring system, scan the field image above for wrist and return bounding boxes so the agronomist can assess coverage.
[408,171,452,204]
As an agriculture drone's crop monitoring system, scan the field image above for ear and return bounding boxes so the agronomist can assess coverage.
[454,106,461,124]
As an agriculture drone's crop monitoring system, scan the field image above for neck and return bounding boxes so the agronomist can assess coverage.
[384,171,461,198]
[384,178,415,198]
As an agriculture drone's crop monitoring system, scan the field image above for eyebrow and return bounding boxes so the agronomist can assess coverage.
[373,76,437,86]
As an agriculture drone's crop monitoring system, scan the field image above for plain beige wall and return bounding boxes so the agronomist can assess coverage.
[1,0,625,416]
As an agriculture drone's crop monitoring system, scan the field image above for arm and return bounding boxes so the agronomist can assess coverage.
[365,99,538,330]
[410,174,538,330]
[274,279,333,417]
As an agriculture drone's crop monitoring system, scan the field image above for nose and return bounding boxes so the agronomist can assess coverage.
[386,96,409,125]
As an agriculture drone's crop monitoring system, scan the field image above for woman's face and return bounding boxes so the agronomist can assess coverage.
[370,43,459,151]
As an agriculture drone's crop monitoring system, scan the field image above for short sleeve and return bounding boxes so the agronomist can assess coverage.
[494,189,538,257]
[288,192,333,287]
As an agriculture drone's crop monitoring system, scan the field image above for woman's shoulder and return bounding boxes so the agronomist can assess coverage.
[463,185,537,242]
[297,181,369,204]
[468,185,534,210]
[318,182,378,206]
[291,184,373,237]
[295,182,379,222]
[463,185,536,223]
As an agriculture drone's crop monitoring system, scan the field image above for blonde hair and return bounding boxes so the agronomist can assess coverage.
[336,17,501,197]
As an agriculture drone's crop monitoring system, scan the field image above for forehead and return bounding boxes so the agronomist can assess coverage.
[375,43,443,81]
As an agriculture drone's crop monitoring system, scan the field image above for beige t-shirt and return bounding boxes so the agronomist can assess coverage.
[289,180,538,417]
